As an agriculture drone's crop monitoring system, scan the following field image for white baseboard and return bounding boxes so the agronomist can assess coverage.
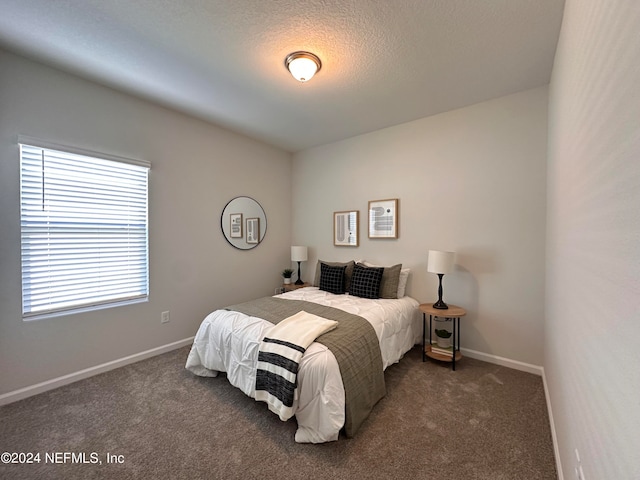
[460,347,544,376]
[542,367,564,480]
[0,337,194,407]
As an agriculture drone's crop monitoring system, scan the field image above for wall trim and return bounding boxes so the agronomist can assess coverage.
[542,367,564,480]
[460,347,544,375]
[0,337,194,407]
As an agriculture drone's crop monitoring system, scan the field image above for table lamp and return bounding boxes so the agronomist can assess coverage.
[291,246,308,285]
[427,250,455,309]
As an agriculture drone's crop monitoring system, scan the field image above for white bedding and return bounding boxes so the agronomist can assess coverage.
[185,287,421,443]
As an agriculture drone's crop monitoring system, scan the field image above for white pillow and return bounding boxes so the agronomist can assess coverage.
[360,260,411,298]
[397,268,410,298]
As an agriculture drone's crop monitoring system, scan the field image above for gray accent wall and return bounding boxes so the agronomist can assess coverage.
[0,49,292,395]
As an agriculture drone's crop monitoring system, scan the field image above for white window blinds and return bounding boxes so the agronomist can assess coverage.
[19,139,150,318]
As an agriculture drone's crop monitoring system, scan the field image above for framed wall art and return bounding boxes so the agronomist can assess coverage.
[246,217,260,244]
[368,199,398,239]
[230,213,243,238]
[334,210,359,246]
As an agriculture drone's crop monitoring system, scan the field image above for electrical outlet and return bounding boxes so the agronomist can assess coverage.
[161,311,170,324]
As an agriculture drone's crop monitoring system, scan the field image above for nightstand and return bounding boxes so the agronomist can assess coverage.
[420,303,466,371]
[282,282,311,292]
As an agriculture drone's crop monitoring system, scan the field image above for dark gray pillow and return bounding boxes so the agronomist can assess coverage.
[349,263,384,299]
[319,263,347,294]
[314,260,355,291]
[378,263,402,299]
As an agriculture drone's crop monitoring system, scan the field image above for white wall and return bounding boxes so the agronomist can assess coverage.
[0,49,292,396]
[546,0,640,478]
[292,87,548,366]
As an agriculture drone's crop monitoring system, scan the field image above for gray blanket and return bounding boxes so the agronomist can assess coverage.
[225,296,386,437]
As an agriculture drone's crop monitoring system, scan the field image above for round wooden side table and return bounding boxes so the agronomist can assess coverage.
[419,303,466,371]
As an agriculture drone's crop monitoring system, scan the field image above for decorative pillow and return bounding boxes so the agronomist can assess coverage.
[314,260,355,291]
[349,263,384,299]
[319,263,347,294]
[361,261,403,299]
[397,268,411,298]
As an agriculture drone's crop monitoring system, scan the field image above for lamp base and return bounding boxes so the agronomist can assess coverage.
[433,273,449,309]
[294,261,304,285]
[432,300,449,309]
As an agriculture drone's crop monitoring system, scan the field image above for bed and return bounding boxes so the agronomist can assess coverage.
[185,261,420,443]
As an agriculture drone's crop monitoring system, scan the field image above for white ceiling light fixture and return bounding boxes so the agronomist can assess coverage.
[285,51,322,82]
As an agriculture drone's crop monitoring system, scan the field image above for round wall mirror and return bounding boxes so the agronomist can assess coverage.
[220,196,267,250]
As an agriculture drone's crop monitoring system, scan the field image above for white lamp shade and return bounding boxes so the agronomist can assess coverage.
[427,250,455,274]
[288,57,318,82]
[291,246,308,262]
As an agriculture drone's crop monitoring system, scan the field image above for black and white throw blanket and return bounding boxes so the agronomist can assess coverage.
[255,310,338,420]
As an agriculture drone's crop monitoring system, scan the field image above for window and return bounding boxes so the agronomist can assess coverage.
[19,137,150,319]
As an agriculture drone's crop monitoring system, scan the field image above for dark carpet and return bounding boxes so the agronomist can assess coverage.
[0,346,557,479]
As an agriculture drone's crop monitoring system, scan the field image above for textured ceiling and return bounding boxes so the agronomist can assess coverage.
[0,0,565,152]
